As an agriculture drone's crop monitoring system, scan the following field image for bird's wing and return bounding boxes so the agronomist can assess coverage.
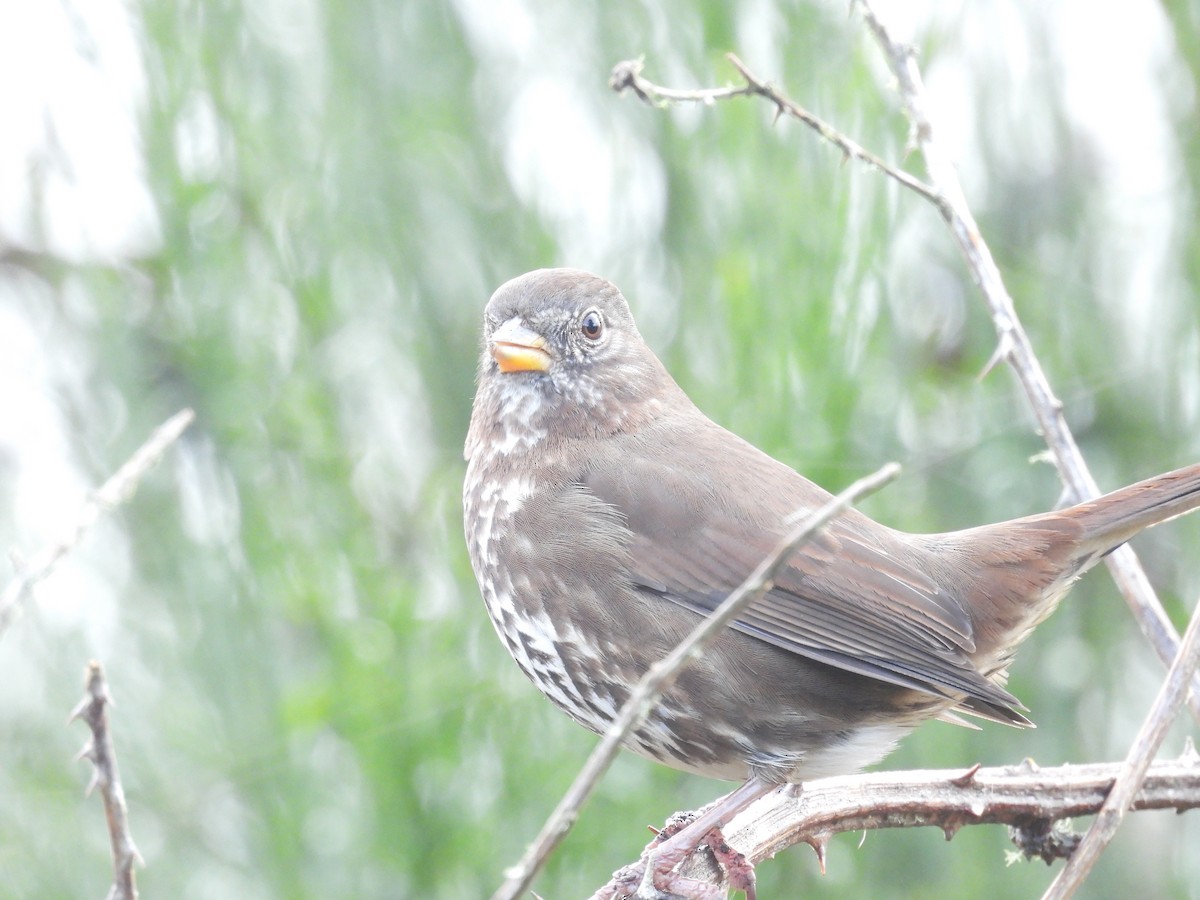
[581,426,1029,726]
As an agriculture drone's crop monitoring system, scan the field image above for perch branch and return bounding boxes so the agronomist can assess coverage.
[611,56,944,207]
[70,661,140,900]
[655,750,1200,892]
[491,463,902,900]
[0,408,195,637]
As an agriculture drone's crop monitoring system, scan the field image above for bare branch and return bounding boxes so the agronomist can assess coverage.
[610,57,757,106]
[0,408,195,637]
[70,661,141,900]
[611,55,944,207]
[491,462,902,900]
[1044,597,1200,898]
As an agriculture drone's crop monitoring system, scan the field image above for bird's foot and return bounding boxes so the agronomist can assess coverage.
[589,814,755,900]
[638,817,756,900]
[699,826,756,898]
[590,779,774,899]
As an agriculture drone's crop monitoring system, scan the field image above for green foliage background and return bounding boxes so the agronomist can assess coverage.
[2,2,1199,898]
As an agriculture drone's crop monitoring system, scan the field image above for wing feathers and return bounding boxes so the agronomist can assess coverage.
[582,424,1029,725]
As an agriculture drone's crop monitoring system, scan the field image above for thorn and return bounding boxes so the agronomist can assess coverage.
[75,740,96,764]
[949,762,982,787]
[978,331,1014,380]
[1016,757,1040,774]
[801,832,830,874]
[67,697,90,724]
[84,770,101,798]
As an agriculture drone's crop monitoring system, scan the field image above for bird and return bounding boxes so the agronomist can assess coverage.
[462,267,1200,898]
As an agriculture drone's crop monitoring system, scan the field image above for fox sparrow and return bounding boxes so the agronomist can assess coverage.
[463,268,1200,898]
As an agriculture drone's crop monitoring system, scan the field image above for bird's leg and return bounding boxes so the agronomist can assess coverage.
[636,776,778,899]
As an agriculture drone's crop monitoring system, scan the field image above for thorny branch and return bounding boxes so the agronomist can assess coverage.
[669,749,1200,891]
[610,56,944,208]
[70,661,140,900]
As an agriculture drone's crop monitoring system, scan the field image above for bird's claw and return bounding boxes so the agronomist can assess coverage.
[590,819,755,900]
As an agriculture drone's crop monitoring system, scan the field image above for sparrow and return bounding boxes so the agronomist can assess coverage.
[463,267,1200,898]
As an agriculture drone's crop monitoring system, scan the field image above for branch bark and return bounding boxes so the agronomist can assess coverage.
[70,661,141,900]
[663,749,1200,891]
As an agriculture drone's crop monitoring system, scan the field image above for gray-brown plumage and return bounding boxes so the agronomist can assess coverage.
[462,268,1200,894]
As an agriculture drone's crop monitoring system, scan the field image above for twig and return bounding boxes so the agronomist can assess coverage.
[609,57,757,106]
[852,0,1200,719]
[70,661,141,900]
[491,462,902,900]
[663,750,1200,891]
[611,56,945,207]
[0,408,196,637]
[1043,596,1200,899]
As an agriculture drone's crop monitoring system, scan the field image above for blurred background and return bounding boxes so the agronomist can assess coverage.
[1,0,1199,897]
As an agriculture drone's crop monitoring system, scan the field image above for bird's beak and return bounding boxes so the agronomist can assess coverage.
[490,318,551,373]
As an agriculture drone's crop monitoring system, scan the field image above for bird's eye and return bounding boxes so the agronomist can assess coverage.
[580,310,604,341]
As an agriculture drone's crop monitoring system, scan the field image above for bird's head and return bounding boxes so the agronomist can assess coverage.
[467,268,681,458]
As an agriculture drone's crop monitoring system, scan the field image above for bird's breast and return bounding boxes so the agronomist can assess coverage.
[464,454,621,727]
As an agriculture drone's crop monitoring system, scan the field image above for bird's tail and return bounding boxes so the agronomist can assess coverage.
[950,462,1200,673]
[1066,462,1200,555]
